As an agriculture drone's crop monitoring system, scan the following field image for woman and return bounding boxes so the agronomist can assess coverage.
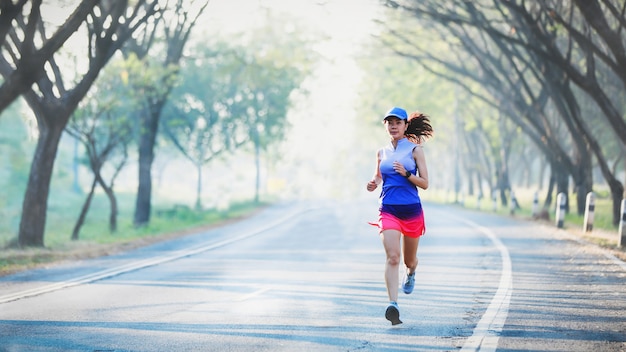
[366,106,433,325]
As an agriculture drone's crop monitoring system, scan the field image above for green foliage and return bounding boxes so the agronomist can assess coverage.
[162,42,247,162]
[123,53,180,102]
[163,31,313,158]
[69,57,137,164]
[161,25,316,205]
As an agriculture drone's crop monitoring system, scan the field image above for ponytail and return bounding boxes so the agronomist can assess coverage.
[405,112,433,143]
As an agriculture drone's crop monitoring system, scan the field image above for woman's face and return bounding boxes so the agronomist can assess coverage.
[384,117,407,139]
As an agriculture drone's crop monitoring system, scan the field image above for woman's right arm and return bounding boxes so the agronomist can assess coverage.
[366,149,382,192]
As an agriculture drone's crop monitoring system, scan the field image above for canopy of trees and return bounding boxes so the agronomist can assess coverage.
[0,1,315,247]
[379,0,625,225]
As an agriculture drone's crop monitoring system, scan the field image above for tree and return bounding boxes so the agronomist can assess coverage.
[161,43,250,209]
[123,0,209,227]
[382,0,625,223]
[66,59,136,239]
[232,53,308,203]
[5,0,159,247]
[162,32,312,207]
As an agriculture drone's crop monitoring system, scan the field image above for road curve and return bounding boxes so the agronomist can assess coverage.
[0,199,624,352]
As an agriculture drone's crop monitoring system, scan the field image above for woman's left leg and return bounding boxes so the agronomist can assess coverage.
[401,235,420,294]
[402,235,420,274]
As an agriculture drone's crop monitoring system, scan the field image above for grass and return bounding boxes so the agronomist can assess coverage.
[0,192,270,276]
[423,187,626,260]
[425,187,618,232]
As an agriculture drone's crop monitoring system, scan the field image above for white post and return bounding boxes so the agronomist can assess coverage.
[556,192,566,228]
[619,199,626,248]
[531,191,539,218]
[583,192,595,232]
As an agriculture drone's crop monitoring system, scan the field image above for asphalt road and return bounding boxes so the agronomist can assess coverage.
[0,199,625,352]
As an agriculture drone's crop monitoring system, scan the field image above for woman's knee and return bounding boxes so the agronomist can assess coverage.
[386,251,402,266]
[404,256,418,269]
[381,230,402,265]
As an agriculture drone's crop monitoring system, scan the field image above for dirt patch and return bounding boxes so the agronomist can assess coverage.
[568,228,626,262]
[529,216,626,262]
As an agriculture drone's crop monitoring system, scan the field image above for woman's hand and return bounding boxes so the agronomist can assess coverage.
[392,161,407,176]
[366,180,378,192]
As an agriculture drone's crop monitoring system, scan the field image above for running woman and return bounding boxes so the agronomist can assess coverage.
[366,106,433,325]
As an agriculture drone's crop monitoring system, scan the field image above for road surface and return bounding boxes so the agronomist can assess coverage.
[1,199,625,351]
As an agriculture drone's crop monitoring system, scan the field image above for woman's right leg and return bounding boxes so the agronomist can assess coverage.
[381,229,403,324]
[381,229,402,302]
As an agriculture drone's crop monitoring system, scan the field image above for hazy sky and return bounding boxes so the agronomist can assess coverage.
[34,1,384,203]
[202,0,382,199]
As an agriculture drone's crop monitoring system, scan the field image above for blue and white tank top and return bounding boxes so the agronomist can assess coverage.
[379,138,420,206]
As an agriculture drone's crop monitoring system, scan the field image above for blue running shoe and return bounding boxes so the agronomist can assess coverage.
[402,272,415,294]
[385,301,402,325]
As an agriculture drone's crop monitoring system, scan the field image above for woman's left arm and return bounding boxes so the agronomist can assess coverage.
[409,145,429,190]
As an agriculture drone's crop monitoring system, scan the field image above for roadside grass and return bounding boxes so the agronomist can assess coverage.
[0,191,269,276]
[425,187,616,230]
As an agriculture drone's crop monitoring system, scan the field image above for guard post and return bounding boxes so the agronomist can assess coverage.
[619,199,626,248]
[556,192,566,229]
[583,192,595,232]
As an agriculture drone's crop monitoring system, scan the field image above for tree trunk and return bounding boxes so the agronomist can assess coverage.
[573,158,593,216]
[195,163,202,210]
[555,168,570,214]
[498,169,511,207]
[495,167,511,207]
[476,172,484,200]
[72,176,98,240]
[133,109,159,226]
[588,138,626,226]
[95,173,118,233]
[18,115,66,247]
[14,0,159,246]
[609,180,625,227]
[254,140,260,204]
[544,173,555,209]
[128,2,208,225]
[538,156,547,191]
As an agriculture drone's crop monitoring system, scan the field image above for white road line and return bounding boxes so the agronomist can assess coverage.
[0,205,306,305]
[236,287,272,302]
[456,218,513,352]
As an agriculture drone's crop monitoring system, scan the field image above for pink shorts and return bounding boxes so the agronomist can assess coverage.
[370,211,426,238]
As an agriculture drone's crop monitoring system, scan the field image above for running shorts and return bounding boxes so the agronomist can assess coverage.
[370,206,426,238]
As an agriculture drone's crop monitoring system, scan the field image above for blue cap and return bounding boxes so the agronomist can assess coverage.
[383,107,408,120]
